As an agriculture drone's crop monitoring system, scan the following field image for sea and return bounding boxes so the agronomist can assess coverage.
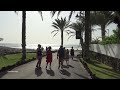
[0,43,82,51]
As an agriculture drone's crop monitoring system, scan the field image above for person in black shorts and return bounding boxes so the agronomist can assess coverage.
[57,45,65,69]
[36,44,42,68]
[70,47,74,60]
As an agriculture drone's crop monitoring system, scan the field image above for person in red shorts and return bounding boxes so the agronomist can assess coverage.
[46,46,52,70]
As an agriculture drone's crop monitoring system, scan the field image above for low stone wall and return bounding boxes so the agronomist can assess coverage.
[90,51,120,72]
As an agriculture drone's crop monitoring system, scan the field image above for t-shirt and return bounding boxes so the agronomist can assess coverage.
[58,48,64,58]
[70,49,74,56]
[37,48,42,56]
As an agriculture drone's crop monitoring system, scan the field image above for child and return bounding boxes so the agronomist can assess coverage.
[46,46,52,70]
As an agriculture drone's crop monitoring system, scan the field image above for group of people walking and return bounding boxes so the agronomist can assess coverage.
[36,44,74,70]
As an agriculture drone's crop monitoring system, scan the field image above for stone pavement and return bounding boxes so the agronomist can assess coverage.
[0,51,91,79]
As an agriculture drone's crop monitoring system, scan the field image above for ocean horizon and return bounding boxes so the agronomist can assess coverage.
[0,43,82,50]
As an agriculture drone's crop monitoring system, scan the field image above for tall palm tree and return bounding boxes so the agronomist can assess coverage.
[21,11,26,61]
[84,11,90,61]
[51,11,90,61]
[51,17,71,46]
[15,11,43,61]
[95,11,114,40]
[69,21,84,58]
[114,11,120,28]
[76,12,97,43]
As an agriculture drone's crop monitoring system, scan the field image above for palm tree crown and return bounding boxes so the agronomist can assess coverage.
[51,17,71,46]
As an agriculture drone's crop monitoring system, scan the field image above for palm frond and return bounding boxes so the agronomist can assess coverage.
[15,11,18,15]
[68,11,75,21]
[53,31,59,37]
[65,30,75,35]
[52,24,60,30]
[57,11,62,18]
[51,30,59,34]
[65,31,70,35]
[67,35,75,40]
[38,11,43,21]
[51,11,57,18]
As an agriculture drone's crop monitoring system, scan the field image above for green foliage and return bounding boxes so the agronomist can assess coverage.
[87,59,120,79]
[51,17,71,37]
[100,29,120,45]
[0,53,36,69]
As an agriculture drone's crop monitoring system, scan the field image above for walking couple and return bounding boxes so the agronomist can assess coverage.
[36,44,52,70]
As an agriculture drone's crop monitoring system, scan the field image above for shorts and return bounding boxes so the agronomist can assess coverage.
[37,56,42,61]
[59,57,64,62]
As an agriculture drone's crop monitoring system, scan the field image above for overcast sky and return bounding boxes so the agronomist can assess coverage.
[0,11,117,45]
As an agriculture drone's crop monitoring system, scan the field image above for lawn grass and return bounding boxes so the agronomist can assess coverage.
[86,60,120,79]
[0,53,36,69]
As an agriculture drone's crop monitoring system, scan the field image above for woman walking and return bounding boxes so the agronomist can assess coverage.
[46,46,52,70]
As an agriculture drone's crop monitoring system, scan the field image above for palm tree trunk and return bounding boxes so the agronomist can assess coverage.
[101,25,106,40]
[84,11,90,61]
[80,37,84,58]
[61,30,63,46]
[22,11,26,61]
[89,25,92,43]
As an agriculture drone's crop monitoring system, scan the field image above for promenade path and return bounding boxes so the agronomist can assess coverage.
[0,51,91,79]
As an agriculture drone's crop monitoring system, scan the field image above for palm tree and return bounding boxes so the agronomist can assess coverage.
[114,11,120,28]
[84,11,90,61]
[76,12,97,43]
[15,11,43,61]
[51,11,90,61]
[95,11,114,40]
[51,17,71,46]
[21,11,26,61]
[69,21,84,58]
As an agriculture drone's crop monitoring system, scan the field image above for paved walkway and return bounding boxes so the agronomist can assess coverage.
[0,51,91,79]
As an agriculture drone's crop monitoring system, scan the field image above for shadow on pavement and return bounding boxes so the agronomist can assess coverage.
[74,72,90,79]
[46,69,55,76]
[68,65,74,68]
[73,59,78,62]
[0,71,7,78]
[60,69,71,77]
[62,65,69,69]
[35,68,43,77]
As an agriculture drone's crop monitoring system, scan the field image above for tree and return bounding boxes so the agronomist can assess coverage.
[95,11,114,40]
[84,11,90,61]
[15,11,43,61]
[21,11,26,61]
[76,12,97,43]
[51,11,90,61]
[69,21,84,58]
[51,17,71,46]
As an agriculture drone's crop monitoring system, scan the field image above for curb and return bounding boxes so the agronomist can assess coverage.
[79,58,100,79]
